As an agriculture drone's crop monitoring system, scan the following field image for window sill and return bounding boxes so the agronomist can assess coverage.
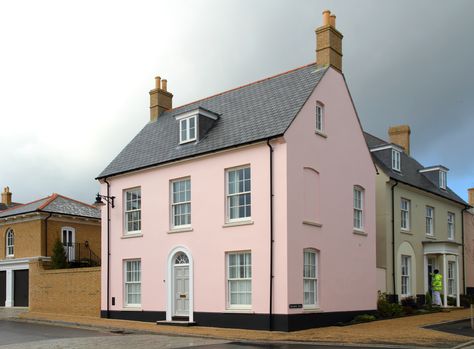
[425,235,437,240]
[303,220,322,228]
[314,130,327,138]
[303,307,323,313]
[168,227,193,234]
[224,308,253,313]
[353,229,367,236]
[121,233,143,239]
[122,306,142,311]
[400,230,413,235]
[223,220,254,228]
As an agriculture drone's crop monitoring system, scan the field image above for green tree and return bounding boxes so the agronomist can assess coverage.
[51,239,68,269]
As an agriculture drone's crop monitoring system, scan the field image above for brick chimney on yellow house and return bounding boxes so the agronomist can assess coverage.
[1,187,12,206]
[149,76,173,122]
[316,10,343,71]
[388,125,411,155]
[468,188,474,206]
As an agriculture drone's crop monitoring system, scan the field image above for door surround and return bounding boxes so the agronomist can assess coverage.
[166,246,193,322]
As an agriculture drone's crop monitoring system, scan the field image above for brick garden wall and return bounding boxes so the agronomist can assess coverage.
[29,260,100,317]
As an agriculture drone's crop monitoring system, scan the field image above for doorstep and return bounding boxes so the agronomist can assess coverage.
[156,320,197,327]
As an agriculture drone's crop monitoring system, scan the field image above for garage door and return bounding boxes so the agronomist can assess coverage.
[13,270,28,307]
[0,271,5,306]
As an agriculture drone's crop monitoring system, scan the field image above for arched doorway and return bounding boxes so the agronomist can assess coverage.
[167,247,193,322]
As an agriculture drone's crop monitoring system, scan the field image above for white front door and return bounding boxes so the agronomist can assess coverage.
[62,228,75,262]
[174,265,189,316]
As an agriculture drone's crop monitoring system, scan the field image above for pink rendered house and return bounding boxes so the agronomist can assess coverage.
[97,11,376,331]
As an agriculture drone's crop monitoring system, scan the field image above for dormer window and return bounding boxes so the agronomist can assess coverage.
[392,149,401,172]
[179,116,197,144]
[439,170,447,190]
[175,107,219,145]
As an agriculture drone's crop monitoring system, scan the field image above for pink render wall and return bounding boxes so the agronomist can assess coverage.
[100,141,290,315]
[285,68,377,312]
[100,67,377,318]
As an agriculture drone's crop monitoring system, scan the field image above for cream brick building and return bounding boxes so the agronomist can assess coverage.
[365,127,468,306]
[0,188,100,307]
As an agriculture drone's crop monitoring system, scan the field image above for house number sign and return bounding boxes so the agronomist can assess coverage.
[289,304,303,309]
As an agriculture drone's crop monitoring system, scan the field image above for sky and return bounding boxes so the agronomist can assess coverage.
[0,0,473,205]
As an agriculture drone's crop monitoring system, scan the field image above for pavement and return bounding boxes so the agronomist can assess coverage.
[11,308,474,348]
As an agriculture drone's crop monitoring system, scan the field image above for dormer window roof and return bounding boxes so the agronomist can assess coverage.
[369,144,404,172]
[419,165,449,190]
[175,107,219,145]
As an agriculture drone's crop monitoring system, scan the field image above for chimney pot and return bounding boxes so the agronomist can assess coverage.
[322,10,331,26]
[468,188,474,207]
[162,79,168,92]
[388,125,411,155]
[155,76,161,89]
[330,15,336,27]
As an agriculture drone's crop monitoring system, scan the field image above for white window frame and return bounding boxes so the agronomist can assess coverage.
[426,206,434,236]
[124,259,141,307]
[439,170,447,190]
[170,178,191,229]
[226,166,251,223]
[315,102,324,132]
[179,115,197,144]
[400,198,410,231]
[447,212,455,240]
[392,149,401,172]
[6,229,14,257]
[448,261,456,296]
[303,249,318,308]
[353,186,364,231]
[124,187,141,235]
[227,251,252,309]
[401,255,411,296]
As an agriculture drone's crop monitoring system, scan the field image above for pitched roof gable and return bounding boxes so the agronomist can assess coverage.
[364,132,466,206]
[0,193,100,219]
[98,63,328,178]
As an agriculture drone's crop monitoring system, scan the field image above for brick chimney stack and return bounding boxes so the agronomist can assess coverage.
[1,187,12,206]
[149,76,173,122]
[388,125,411,155]
[468,188,474,207]
[315,10,343,72]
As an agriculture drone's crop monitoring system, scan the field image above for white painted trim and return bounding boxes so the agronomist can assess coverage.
[174,108,219,121]
[419,166,449,173]
[370,144,404,153]
[166,246,194,322]
[179,115,198,144]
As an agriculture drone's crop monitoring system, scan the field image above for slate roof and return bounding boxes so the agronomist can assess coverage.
[0,193,100,219]
[98,63,328,178]
[364,132,466,206]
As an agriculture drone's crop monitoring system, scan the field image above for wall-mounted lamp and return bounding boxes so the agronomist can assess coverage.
[93,193,115,208]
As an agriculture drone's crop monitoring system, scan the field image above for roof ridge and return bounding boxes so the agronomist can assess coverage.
[166,62,317,114]
[38,193,58,210]
[0,195,52,214]
[54,193,98,210]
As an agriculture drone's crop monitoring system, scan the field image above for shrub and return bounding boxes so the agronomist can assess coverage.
[51,239,68,269]
[447,296,456,307]
[425,291,432,308]
[353,314,376,323]
[401,296,418,309]
[377,291,404,318]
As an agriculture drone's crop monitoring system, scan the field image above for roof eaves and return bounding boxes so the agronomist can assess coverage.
[96,135,283,180]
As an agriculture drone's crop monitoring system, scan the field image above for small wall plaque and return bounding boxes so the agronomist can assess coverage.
[289,304,302,309]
